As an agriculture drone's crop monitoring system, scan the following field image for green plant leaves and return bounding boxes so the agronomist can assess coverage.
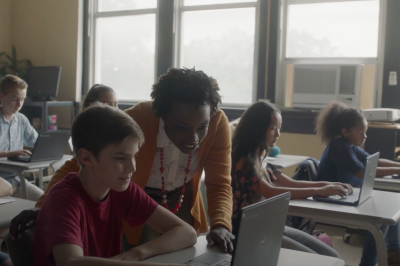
[0,46,31,80]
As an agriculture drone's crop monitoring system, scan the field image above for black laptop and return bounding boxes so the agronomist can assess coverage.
[8,131,70,163]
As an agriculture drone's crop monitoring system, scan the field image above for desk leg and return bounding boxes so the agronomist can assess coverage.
[37,168,44,190]
[16,170,28,200]
[362,222,388,266]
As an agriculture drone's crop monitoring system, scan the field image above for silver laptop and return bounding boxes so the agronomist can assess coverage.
[8,130,70,163]
[313,152,379,206]
[185,192,291,266]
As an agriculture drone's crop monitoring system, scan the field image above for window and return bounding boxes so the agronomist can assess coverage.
[89,0,157,101]
[176,0,258,105]
[285,0,379,58]
[87,0,260,105]
[276,0,383,108]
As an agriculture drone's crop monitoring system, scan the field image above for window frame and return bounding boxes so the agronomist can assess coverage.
[172,0,260,107]
[85,0,158,102]
[173,0,261,107]
[84,0,268,107]
[275,0,387,107]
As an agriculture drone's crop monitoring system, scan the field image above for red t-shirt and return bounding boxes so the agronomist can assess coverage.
[33,173,158,266]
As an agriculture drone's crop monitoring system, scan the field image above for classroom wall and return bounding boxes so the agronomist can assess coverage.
[278,133,326,176]
[0,0,12,54]
[381,0,400,108]
[10,0,83,128]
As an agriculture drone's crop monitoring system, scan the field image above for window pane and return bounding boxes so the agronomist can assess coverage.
[286,1,379,58]
[184,0,256,6]
[180,8,255,104]
[98,0,156,12]
[95,15,155,101]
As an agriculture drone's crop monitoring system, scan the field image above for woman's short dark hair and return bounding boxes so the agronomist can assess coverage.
[150,68,222,117]
[315,102,365,144]
[72,105,144,162]
[82,84,115,110]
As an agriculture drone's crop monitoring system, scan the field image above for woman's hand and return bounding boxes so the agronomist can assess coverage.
[206,225,235,254]
[316,184,348,197]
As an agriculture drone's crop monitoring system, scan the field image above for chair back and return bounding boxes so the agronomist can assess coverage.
[4,227,35,266]
[50,156,71,172]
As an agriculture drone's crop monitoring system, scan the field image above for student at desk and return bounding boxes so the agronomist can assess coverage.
[32,105,196,266]
[0,75,43,201]
[231,101,351,258]
[315,102,400,266]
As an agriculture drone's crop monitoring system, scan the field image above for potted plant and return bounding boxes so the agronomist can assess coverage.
[0,45,32,80]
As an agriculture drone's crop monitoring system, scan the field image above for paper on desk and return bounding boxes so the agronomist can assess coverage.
[266,157,276,161]
[0,198,15,205]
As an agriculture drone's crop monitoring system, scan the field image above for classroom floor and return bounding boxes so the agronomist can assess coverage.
[315,224,366,266]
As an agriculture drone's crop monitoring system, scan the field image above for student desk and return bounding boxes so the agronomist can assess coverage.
[374,176,400,192]
[0,197,35,230]
[144,235,345,266]
[266,154,309,169]
[288,189,400,266]
[0,155,73,199]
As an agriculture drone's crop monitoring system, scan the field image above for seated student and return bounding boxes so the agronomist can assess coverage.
[315,102,400,266]
[231,101,351,258]
[8,84,119,238]
[33,105,197,266]
[0,75,43,201]
[11,68,234,254]
[315,102,400,187]
[78,83,118,109]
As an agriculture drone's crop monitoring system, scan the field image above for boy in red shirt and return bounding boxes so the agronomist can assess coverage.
[33,105,196,266]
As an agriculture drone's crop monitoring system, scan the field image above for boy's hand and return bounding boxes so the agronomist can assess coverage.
[9,208,40,240]
[7,150,32,157]
[206,225,235,254]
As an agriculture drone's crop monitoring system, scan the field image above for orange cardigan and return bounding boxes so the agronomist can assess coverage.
[36,101,233,245]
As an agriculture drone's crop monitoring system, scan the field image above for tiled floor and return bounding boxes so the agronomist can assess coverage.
[315,224,366,266]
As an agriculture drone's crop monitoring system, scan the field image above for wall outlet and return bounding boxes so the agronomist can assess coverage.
[389,71,397,86]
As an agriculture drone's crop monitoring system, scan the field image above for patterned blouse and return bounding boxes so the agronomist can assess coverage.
[231,158,280,236]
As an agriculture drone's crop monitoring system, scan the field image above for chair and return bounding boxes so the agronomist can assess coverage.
[4,227,35,266]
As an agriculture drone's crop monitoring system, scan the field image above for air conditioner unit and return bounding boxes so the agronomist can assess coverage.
[288,64,362,109]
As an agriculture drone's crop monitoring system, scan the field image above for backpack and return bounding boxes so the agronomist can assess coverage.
[313,230,333,247]
[291,158,319,182]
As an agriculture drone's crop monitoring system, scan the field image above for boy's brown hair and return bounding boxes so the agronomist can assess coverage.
[72,105,144,165]
[0,75,28,95]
